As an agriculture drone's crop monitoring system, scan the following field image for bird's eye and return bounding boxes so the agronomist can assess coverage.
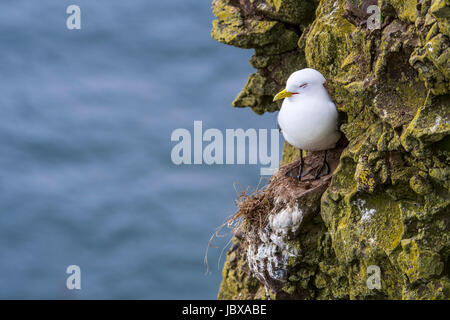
[299,83,307,88]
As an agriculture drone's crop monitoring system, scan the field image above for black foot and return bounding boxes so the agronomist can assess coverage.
[314,162,330,179]
[301,169,312,178]
[285,149,312,181]
[297,149,304,181]
[294,166,303,181]
[284,170,295,178]
[285,166,310,180]
[314,151,330,180]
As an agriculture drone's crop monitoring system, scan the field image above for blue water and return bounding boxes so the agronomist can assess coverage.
[0,1,279,299]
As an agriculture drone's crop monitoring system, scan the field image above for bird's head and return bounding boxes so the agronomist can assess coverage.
[273,68,327,101]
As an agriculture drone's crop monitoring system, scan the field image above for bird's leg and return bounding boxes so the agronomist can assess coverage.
[314,150,330,180]
[297,149,303,181]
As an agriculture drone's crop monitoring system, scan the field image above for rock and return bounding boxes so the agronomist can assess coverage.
[211,0,314,114]
[212,0,450,300]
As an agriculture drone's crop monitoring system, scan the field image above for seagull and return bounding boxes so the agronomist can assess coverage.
[274,68,341,181]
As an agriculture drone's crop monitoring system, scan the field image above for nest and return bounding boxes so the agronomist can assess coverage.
[205,142,345,274]
[230,143,345,235]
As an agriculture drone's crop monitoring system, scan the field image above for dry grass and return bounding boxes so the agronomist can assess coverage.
[203,142,346,274]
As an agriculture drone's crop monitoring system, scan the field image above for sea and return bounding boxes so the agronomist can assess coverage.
[0,0,281,299]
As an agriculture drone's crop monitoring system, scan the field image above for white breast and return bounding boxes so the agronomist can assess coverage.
[278,93,340,151]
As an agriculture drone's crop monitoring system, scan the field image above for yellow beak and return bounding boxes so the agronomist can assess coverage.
[273,89,294,101]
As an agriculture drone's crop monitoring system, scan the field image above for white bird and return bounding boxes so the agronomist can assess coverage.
[274,68,341,181]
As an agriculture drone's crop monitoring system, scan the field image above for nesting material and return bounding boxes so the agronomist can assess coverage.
[229,144,344,291]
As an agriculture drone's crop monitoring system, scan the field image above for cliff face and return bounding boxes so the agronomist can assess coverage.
[212,0,449,299]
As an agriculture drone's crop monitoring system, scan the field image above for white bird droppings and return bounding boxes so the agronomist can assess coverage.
[247,203,304,288]
[353,199,376,223]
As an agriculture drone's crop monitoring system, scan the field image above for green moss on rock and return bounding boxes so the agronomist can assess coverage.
[212,0,450,300]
